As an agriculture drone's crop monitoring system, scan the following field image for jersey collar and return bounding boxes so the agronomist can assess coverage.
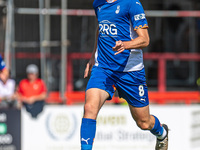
[106,0,117,3]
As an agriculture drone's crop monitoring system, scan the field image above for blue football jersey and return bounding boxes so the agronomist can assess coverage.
[0,55,6,71]
[93,0,148,72]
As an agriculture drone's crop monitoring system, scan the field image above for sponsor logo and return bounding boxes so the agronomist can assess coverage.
[81,138,90,145]
[134,13,146,21]
[115,5,120,14]
[140,98,146,101]
[46,112,77,140]
[0,110,20,149]
[136,2,141,6]
[99,20,117,37]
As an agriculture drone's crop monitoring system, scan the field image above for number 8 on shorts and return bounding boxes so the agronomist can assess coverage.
[139,85,145,97]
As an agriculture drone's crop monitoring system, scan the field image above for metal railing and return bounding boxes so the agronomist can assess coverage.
[4,0,200,103]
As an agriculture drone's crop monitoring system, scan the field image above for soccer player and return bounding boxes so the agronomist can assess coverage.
[80,0,169,150]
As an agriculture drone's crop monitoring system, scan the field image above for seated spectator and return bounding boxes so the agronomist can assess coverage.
[0,54,17,108]
[0,68,17,108]
[17,64,47,118]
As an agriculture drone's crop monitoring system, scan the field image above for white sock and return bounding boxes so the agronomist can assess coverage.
[157,127,167,140]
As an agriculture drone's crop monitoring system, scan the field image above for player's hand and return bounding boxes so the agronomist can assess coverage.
[84,58,95,78]
[112,40,125,55]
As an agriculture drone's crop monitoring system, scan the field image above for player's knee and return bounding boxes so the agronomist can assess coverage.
[84,103,93,113]
[84,103,98,118]
[136,121,150,130]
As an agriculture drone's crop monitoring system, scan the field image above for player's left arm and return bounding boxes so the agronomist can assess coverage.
[113,28,149,55]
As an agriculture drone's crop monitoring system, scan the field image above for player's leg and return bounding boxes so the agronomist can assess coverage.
[81,88,109,150]
[128,104,168,150]
[115,68,168,149]
[83,88,109,119]
[128,104,167,139]
[81,66,115,150]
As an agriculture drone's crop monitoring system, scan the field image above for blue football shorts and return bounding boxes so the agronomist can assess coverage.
[86,66,149,107]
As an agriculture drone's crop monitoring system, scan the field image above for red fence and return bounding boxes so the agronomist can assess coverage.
[66,52,200,92]
[65,52,200,105]
[12,52,200,104]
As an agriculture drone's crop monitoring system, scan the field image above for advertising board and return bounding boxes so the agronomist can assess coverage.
[0,109,21,150]
[21,105,200,150]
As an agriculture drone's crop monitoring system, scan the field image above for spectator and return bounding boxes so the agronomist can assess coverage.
[0,69,17,108]
[17,64,47,118]
[0,66,17,109]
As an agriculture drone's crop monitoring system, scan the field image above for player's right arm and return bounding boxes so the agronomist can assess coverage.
[113,0,149,55]
[84,27,99,78]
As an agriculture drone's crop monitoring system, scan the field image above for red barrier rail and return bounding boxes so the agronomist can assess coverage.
[65,52,200,104]
[67,52,200,92]
[46,91,200,105]
[5,52,200,104]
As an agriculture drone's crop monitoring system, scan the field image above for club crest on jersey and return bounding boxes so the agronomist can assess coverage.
[99,20,117,37]
[115,5,120,14]
[106,0,117,3]
[134,13,146,21]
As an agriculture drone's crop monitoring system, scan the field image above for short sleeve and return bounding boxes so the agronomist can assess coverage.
[93,0,100,18]
[129,0,148,30]
[5,79,15,97]
[93,0,107,18]
[40,80,47,93]
[0,55,6,71]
